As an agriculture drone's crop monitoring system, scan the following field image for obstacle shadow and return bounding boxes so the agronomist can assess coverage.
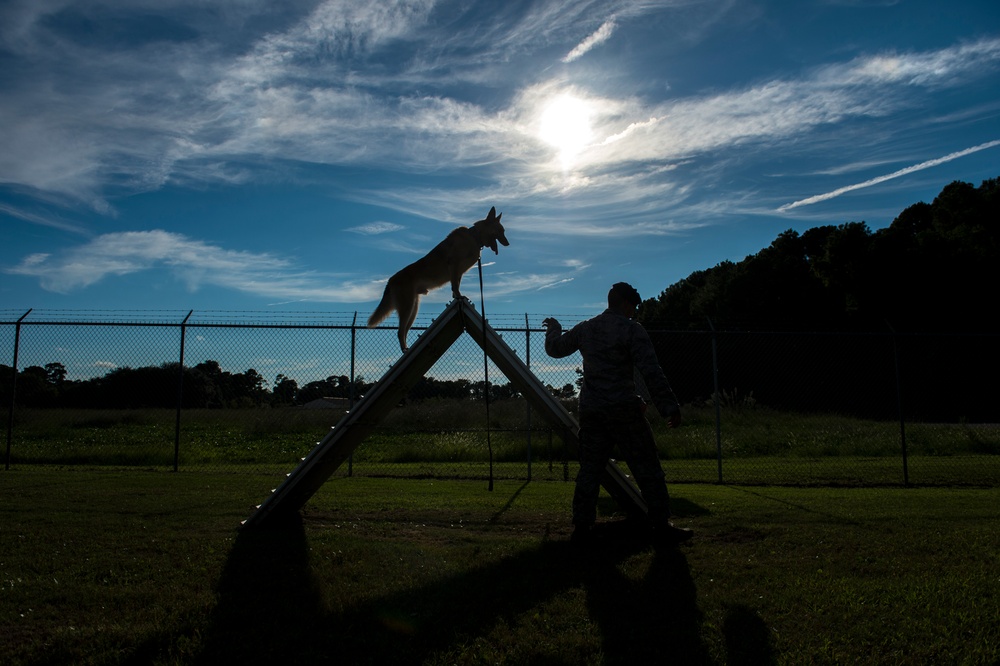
[197,511,716,663]
[195,515,329,663]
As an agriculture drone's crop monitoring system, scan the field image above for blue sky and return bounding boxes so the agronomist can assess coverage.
[2,0,999,324]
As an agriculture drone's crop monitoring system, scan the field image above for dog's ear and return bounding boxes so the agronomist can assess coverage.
[487,206,496,222]
[496,211,502,223]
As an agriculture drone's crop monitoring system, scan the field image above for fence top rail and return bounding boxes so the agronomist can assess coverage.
[2,308,996,338]
[0,308,593,329]
[0,309,360,326]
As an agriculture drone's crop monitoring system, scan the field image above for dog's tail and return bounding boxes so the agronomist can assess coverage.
[367,283,395,328]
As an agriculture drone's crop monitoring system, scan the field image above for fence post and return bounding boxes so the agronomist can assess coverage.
[525,313,532,481]
[174,310,193,472]
[887,322,909,486]
[5,309,32,471]
[349,312,356,477]
[708,318,723,483]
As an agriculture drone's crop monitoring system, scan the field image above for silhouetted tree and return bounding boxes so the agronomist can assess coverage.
[641,177,999,333]
[272,374,298,406]
[15,366,58,407]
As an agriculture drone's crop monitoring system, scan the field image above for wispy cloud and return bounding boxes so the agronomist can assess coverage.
[563,19,617,63]
[1,0,998,240]
[487,271,582,299]
[583,38,1000,168]
[778,139,1000,212]
[537,277,575,290]
[8,222,492,304]
[4,230,382,302]
[346,222,406,235]
[0,203,90,235]
[833,38,1000,86]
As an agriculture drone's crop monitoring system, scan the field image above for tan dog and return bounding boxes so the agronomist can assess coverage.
[367,206,508,352]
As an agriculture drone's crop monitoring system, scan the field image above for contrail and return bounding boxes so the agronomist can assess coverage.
[778,139,1000,212]
[563,19,616,63]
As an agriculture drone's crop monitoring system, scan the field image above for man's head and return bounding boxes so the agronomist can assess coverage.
[608,282,641,317]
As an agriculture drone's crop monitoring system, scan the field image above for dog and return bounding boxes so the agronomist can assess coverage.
[367,206,508,352]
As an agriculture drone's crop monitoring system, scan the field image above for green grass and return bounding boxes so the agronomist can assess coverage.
[7,405,1000,487]
[2,469,998,664]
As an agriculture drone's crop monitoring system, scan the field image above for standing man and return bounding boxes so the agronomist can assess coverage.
[543,282,692,545]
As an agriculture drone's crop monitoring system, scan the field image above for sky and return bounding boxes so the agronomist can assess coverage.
[2,0,999,327]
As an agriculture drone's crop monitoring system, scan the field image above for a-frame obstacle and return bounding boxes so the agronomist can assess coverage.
[242,298,647,529]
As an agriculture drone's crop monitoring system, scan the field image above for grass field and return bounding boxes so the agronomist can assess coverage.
[2,469,998,664]
[6,404,1000,488]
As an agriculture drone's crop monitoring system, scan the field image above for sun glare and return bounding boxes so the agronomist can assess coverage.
[538,94,593,169]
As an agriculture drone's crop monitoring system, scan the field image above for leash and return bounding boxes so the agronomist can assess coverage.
[477,256,494,491]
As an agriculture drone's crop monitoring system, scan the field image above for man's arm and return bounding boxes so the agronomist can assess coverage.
[543,317,579,358]
[630,324,681,427]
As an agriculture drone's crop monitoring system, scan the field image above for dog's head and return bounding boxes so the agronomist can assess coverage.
[476,206,509,254]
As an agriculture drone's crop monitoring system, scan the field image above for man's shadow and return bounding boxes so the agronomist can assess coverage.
[576,520,709,664]
[191,496,766,664]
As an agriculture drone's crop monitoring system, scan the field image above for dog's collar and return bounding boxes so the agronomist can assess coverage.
[469,224,486,248]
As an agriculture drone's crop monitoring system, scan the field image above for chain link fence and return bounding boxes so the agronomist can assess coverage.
[3,308,998,489]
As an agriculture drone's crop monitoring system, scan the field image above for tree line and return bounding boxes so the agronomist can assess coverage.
[637,177,999,422]
[0,359,578,410]
[639,178,998,332]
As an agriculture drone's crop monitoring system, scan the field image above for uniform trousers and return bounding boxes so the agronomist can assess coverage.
[573,400,672,527]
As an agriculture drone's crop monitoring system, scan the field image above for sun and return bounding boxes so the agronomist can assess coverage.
[538,94,593,169]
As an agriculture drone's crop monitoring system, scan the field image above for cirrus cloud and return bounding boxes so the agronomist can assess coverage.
[5,229,381,301]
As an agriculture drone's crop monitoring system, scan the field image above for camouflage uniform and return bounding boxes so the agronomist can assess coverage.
[545,309,680,528]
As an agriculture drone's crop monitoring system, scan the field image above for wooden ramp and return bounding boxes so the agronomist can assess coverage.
[242,298,646,529]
